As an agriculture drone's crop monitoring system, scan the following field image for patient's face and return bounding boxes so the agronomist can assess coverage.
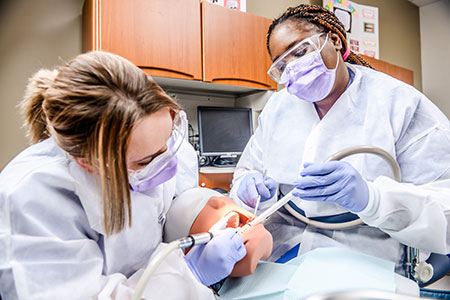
[189,196,273,277]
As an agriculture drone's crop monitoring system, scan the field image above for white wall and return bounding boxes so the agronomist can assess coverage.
[420,0,450,118]
[0,0,83,170]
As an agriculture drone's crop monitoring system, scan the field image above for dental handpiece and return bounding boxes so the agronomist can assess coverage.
[177,232,214,249]
[177,226,241,249]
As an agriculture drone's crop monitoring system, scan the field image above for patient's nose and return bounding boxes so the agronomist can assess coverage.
[208,196,227,209]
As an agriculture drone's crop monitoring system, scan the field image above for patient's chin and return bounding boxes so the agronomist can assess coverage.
[229,224,274,277]
[229,253,260,277]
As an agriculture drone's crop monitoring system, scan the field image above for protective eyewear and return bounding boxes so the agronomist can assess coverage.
[128,111,187,186]
[267,33,326,83]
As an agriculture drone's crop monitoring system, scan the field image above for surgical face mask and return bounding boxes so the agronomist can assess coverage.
[268,33,339,103]
[128,111,187,192]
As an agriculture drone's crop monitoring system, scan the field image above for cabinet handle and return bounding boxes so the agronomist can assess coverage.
[140,66,196,80]
[210,77,271,89]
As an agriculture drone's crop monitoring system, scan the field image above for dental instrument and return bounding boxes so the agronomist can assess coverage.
[253,169,268,216]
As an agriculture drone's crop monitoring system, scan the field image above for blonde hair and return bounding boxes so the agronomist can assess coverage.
[20,51,181,235]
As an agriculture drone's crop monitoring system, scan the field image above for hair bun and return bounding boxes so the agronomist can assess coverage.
[20,68,58,143]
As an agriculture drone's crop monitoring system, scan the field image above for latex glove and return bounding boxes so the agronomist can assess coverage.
[185,228,246,286]
[292,161,369,213]
[237,172,277,208]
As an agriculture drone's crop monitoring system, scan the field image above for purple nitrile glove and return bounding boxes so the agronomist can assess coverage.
[237,173,277,208]
[185,228,246,286]
[293,161,369,213]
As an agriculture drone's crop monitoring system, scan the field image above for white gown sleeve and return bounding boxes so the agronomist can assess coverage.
[98,244,214,300]
[359,99,450,255]
[1,220,212,300]
[360,171,450,255]
[0,169,212,300]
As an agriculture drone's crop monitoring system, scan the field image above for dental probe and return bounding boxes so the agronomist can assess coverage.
[253,169,268,216]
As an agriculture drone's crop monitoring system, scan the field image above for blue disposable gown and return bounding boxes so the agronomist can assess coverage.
[0,138,212,299]
[230,64,450,273]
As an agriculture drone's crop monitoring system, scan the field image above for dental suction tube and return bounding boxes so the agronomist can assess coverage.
[250,146,401,230]
[324,146,401,180]
[132,232,216,300]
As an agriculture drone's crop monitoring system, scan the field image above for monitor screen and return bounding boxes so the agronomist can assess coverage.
[198,106,253,156]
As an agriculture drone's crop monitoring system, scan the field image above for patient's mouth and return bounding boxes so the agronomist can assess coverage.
[223,210,255,229]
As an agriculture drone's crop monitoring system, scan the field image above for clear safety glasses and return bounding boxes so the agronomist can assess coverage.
[128,111,188,186]
[267,33,326,83]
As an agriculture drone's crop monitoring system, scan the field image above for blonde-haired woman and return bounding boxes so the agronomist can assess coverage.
[0,51,245,299]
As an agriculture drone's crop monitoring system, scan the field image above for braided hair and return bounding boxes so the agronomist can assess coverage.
[267,4,373,69]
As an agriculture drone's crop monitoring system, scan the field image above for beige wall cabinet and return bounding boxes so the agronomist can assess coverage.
[83,0,276,90]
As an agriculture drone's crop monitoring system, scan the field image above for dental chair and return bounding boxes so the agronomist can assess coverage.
[409,251,450,299]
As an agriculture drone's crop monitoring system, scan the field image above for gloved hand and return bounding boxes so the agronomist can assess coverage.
[237,172,277,208]
[292,161,369,213]
[185,228,246,286]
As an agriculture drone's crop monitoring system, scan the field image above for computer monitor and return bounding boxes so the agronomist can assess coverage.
[197,106,253,166]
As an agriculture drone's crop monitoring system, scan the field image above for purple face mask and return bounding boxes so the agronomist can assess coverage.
[128,111,187,192]
[129,155,178,192]
[280,35,339,103]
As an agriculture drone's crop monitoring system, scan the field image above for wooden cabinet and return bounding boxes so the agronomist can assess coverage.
[83,0,276,89]
[361,55,414,86]
[83,0,202,80]
[202,2,276,89]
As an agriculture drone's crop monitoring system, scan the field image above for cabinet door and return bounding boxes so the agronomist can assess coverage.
[202,2,277,90]
[83,0,202,80]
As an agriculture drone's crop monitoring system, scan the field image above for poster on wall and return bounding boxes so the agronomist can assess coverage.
[323,0,379,59]
[206,0,246,12]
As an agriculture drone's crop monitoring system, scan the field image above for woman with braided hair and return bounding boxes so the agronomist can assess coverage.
[230,4,450,276]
